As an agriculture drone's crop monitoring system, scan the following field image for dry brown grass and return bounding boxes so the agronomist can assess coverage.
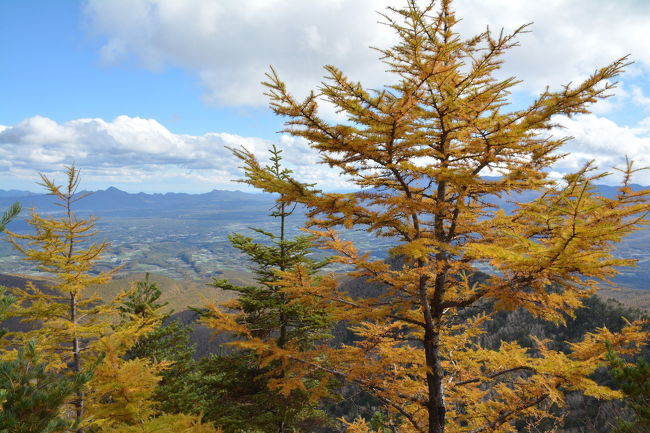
[597,285,650,312]
[88,271,256,312]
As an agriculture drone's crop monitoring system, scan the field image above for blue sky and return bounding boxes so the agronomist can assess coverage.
[1,0,650,193]
[0,0,279,138]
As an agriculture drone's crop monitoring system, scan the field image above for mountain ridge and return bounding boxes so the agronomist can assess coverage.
[0,187,276,219]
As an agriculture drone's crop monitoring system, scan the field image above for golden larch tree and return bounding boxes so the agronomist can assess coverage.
[3,166,159,432]
[228,1,650,432]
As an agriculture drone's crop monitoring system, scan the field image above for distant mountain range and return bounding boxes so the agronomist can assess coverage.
[1,184,649,291]
[0,187,275,217]
[0,190,39,198]
[0,182,643,215]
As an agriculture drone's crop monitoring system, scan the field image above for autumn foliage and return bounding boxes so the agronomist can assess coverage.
[0,1,649,433]
[1,167,221,433]
[227,1,650,432]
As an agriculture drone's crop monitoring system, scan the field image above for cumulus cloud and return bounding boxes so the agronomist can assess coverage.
[3,112,650,193]
[0,115,354,191]
[82,0,650,107]
[631,86,650,111]
[452,0,650,93]
[550,114,650,184]
[83,0,395,107]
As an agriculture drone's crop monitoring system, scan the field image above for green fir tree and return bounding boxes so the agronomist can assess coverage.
[119,274,196,415]
[119,273,168,320]
[213,145,328,349]
[0,342,91,433]
[201,145,330,432]
[608,348,650,433]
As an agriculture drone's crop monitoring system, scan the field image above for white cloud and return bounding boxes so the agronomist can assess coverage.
[551,114,650,184]
[451,0,650,93]
[83,0,395,107]
[83,0,650,108]
[631,85,650,111]
[589,82,629,116]
[0,115,354,191]
[2,112,650,192]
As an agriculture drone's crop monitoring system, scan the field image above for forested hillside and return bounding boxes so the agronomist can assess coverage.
[1,1,649,433]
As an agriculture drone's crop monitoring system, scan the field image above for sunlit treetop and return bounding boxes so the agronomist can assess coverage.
[229,1,650,432]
